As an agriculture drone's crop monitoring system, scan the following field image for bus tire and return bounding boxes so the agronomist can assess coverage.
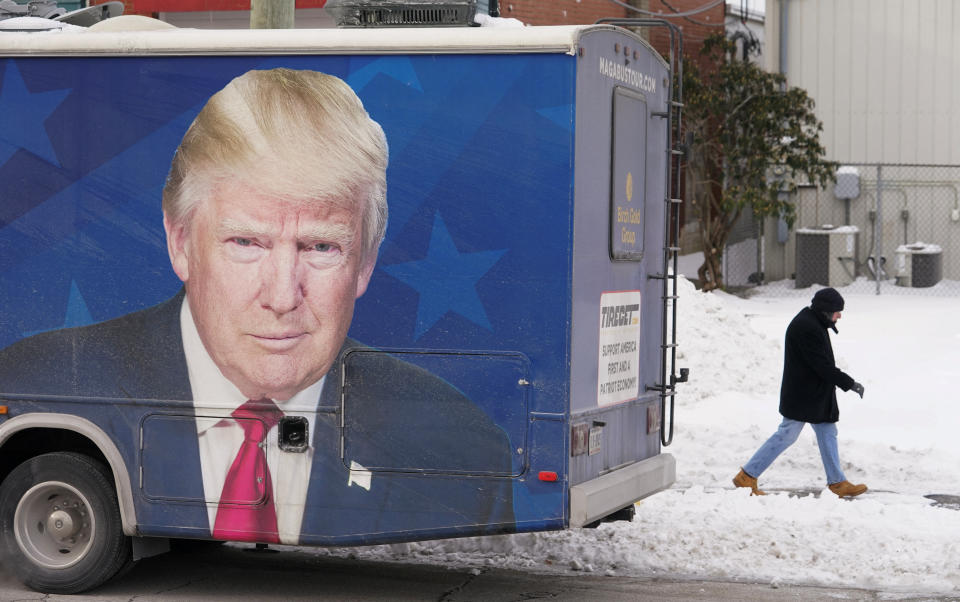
[0,452,131,594]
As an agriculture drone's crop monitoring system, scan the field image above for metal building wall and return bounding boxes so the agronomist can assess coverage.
[765,0,960,164]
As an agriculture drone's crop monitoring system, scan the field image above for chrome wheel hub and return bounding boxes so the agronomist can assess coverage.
[14,482,95,569]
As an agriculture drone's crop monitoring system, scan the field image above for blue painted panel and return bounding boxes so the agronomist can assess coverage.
[569,30,671,485]
[0,51,575,542]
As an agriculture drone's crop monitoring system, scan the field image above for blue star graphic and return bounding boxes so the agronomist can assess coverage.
[24,279,93,337]
[536,104,574,131]
[0,60,70,167]
[383,214,506,339]
[347,56,423,93]
[61,279,94,328]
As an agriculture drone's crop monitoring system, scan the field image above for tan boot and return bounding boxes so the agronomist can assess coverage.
[828,480,868,498]
[733,468,766,496]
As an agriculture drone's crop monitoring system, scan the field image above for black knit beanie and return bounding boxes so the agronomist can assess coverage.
[811,287,845,313]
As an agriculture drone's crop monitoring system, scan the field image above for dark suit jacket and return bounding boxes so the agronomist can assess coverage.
[0,291,516,545]
[778,307,855,424]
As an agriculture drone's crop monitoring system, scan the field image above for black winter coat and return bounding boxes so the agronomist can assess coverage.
[778,306,855,423]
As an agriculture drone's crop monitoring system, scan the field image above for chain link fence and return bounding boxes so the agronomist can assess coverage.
[720,164,960,296]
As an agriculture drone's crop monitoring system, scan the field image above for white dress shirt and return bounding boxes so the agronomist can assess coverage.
[180,297,323,545]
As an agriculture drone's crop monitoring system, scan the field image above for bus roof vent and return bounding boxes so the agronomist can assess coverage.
[326,0,477,28]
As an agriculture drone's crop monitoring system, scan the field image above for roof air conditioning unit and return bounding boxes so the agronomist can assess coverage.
[326,0,477,28]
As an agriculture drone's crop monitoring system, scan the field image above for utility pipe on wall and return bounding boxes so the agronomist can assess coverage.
[779,0,788,86]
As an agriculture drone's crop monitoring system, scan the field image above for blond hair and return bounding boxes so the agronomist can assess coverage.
[162,68,388,257]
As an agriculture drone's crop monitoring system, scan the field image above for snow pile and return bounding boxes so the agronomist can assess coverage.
[673,275,781,401]
[0,16,84,31]
[628,488,960,593]
[317,488,959,594]
[295,277,960,597]
[473,13,525,28]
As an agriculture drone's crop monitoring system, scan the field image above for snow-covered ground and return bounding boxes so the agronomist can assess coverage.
[292,275,960,597]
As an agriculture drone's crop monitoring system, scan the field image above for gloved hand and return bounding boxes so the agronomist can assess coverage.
[851,382,864,398]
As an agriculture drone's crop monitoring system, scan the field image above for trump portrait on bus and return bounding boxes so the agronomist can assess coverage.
[0,69,515,545]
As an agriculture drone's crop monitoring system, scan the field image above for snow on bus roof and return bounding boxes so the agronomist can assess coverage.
[0,16,84,32]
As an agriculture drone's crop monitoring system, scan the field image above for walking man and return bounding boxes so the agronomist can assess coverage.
[733,287,868,498]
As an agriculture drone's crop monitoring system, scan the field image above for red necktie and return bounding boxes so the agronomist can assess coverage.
[212,399,283,543]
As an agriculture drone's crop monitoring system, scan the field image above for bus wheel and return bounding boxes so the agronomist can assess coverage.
[0,452,131,594]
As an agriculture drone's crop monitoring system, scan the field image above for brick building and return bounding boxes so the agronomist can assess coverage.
[492,0,633,25]
[494,1,724,67]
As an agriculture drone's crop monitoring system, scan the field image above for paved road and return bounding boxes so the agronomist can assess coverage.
[0,543,950,601]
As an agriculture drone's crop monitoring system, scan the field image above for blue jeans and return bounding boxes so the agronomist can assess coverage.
[743,417,846,485]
